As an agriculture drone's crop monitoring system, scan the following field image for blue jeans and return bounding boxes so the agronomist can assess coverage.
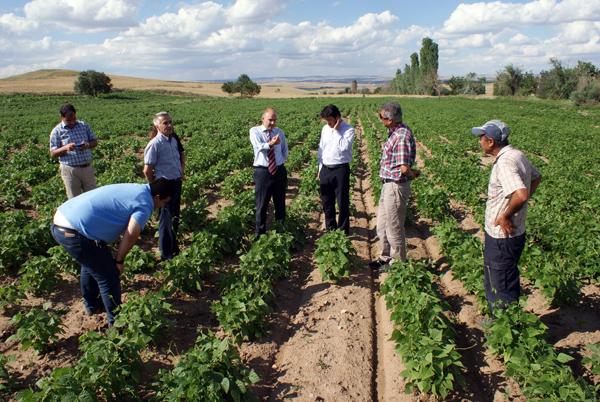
[159,179,182,260]
[483,232,526,314]
[51,224,121,325]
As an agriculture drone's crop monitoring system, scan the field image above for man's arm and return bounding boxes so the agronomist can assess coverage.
[114,217,142,274]
[143,164,155,182]
[495,188,529,236]
[50,143,76,158]
[180,151,185,180]
[530,176,541,196]
[83,139,98,150]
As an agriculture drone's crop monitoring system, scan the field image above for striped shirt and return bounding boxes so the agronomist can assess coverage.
[379,124,416,180]
[49,120,97,166]
[250,125,288,167]
[485,145,541,238]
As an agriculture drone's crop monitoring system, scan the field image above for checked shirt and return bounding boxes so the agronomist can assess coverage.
[379,124,416,181]
[49,120,97,166]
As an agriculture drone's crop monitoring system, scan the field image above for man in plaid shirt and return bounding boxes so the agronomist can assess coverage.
[50,104,98,198]
[370,102,420,269]
[471,120,542,313]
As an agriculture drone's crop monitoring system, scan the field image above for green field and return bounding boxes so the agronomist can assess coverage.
[1,92,599,400]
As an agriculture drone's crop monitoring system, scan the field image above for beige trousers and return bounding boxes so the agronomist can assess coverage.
[60,164,96,199]
[376,181,411,262]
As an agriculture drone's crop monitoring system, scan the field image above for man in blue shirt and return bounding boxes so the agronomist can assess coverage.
[51,179,173,325]
[49,103,98,198]
[317,104,355,234]
[249,107,289,236]
[143,112,185,260]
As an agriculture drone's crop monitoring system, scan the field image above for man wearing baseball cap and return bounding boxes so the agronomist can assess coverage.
[471,119,542,314]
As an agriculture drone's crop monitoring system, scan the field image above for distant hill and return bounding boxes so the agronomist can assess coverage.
[0,69,387,98]
[0,69,79,81]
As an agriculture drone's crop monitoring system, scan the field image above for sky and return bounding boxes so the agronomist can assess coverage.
[1,0,600,81]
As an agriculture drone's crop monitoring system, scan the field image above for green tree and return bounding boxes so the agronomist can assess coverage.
[237,74,261,97]
[409,52,420,93]
[220,74,261,97]
[494,64,522,96]
[419,37,439,95]
[221,81,235,95]
[517,72,537,96]
[537,58,578,99]
[74,70,112,96]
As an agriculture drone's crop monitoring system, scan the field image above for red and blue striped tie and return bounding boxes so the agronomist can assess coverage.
[267,130,277,175]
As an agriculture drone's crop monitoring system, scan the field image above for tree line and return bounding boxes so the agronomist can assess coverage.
[72,46,600,105]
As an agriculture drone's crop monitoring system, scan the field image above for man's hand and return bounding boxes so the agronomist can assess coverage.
[65,143,76,152]
[495,213,514,236]
[115,261,124,276]
[333,118,341,131]
[269,135,281,146]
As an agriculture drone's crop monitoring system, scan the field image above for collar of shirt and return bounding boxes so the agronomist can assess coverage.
[158,132,172,141]
[60,120,79,129]
[387,124,405,137]
[493,145,513,164]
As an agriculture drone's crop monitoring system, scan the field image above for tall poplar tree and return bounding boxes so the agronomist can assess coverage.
[419,37,439,95]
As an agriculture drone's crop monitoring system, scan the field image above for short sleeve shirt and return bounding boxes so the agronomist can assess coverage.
[56,183,154,243]
[144,133,183,180]
[49,120,97,166]
[485,145,541,238]
[379,124,416,180]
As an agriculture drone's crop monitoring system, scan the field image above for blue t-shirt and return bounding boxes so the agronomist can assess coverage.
[57,183,154,243]
[143,133,182,180]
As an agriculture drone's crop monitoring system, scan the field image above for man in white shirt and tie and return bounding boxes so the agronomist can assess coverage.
[249,107,289,237]
[317,104,355,235]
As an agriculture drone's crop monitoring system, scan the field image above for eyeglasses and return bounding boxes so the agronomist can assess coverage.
[379,114,390,121]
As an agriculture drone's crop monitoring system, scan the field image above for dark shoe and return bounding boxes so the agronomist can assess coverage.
[369,259,388,271]
[85,306,104,316]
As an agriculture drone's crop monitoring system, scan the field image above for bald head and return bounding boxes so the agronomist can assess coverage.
[261,108,277,130]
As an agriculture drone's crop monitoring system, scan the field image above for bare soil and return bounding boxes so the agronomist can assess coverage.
[2,119,598,401]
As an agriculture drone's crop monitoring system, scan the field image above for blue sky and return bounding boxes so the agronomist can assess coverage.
[1,0,599,80]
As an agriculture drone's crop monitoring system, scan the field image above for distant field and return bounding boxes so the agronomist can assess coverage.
[0,69,384,98]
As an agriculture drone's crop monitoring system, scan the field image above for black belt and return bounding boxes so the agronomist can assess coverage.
[67,163,90,168]
[323,163,349,169]
[53,224,79,235]
[255,164,284,169]
[382,177,409,184]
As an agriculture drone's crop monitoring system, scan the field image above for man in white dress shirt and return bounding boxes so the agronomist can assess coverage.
[249,108,289,236]
[317,104,355,234]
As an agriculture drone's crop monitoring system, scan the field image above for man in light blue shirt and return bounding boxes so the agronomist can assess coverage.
[51,179,173,325]
[143,112,185,260]
[317,104,355,234]
[249,107,289,236]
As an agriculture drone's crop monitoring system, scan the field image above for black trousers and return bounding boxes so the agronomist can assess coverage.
[254,165,287,236]
[158,178,182,260]
[483,232,526,314]
[319,163,350,234]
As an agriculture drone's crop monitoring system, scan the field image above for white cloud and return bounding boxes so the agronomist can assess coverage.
[2,1,600,80]
[123,2,226,39]
[24,0,141,31]
[556,21,600,44]
[0,12,39,33]
[441,0,600,35]
[227,0,287,24]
